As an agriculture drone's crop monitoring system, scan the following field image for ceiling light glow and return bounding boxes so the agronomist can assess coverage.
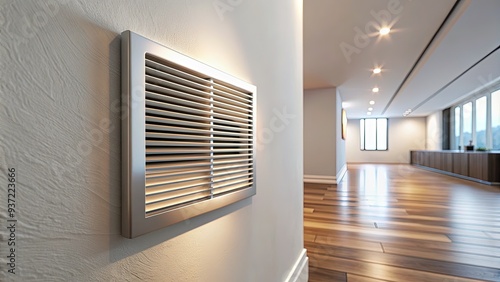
[373,68,381,74]
[368,107,373,111]
[372,87,379,93]
[369,100,375,105]
[380,27,390,35]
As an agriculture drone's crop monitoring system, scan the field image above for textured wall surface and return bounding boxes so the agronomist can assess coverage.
[347,117,426,164]
[426,111,443,150]
[303,88,337,176]
[0,0,304,281]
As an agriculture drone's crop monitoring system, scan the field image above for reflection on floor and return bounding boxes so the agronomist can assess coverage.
[305,164,500,282]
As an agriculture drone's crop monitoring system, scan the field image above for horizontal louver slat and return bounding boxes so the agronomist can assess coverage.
[146,108,252,128]
[147,124,251,137]
[146,192,211,214]
[146,99,249,123]
[146,161,212,173]
[147,153,252,163]
[145,58,210,85]
[213,182,253,195]
[146,132,251,142]
[146,178,212,196]
[147,148,251,155]
[146,140,252,147]
[146,115,252,132]
[146,68,210,93]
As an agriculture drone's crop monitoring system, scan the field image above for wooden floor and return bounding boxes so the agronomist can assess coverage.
[305,164,500,282]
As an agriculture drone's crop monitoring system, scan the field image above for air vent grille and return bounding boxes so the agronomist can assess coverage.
[122,31,256,238]
[144,53,254,215]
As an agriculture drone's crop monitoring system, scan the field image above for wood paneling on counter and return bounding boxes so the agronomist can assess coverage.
[411,150,500,185]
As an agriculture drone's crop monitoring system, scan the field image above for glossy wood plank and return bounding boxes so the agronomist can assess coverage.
[314,235,383,252]
[311,252,483,282]
[308,267,347,282]
[306,243,500,281]
[448,234,500,248]
[346,274,390,282]
[382,244,500,269]
[304,233,316,242]
[305,220,452,242]
[304,207,315,214]
[305,164,500,282]
[373,220,492,238]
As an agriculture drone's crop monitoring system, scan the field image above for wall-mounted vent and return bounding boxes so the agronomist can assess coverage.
[121,30,256,238]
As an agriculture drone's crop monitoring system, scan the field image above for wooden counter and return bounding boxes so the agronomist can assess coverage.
[410,150,500,185]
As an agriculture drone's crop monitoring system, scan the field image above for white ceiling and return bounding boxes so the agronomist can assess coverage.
[304,0,500,119]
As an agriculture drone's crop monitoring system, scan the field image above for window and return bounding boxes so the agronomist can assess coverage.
[454,106,461,149]
[451,86,500,151]
[493,90,500,150]
[360,118,388,151]
[475,96,487,148]
[462,102,472,147]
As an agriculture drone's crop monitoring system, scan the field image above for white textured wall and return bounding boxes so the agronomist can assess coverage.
[346,117,426,163]
[426,111,443,150]
[0,1,304,281]
[303,88,337,176]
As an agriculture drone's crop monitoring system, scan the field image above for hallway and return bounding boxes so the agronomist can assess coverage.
[305,164,500,281]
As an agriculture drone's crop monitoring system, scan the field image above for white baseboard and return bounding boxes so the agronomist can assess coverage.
[304,164,348,185]
[303,174,336,184]
[284,249,308,282]
[336,164,347,183]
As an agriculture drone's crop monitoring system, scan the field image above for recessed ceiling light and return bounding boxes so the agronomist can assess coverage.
[373,68,381,74]
[372,87,379,93]
[380,27,390,35]
[367,112,372,115]
[369,100,375,105]
[368,107,373,111]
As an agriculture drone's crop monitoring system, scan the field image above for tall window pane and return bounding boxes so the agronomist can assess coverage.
[463,102,472,147]
[492,90,500,150]
[365,119,377,150]
[377,118,388,150]
[360,118,388,151]
[454,106,460,149]
[475,96,487,148]
[360,119,365,150]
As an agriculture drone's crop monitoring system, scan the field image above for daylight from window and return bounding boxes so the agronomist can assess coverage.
[492,90,500,150]
[360,118,388,151]
[453,88,499,150]
[462,102,472,147]
[475,96,486,148]
[454,107,460,150]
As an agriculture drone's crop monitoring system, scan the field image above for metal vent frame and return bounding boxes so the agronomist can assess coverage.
[121,30,256,238]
